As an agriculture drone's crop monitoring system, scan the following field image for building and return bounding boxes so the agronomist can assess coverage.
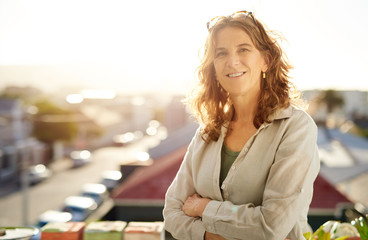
[303,90,368,126]
[0,98,47,182]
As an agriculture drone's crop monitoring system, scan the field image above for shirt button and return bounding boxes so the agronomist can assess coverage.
[231,166,236,170]
[221,184,226,189]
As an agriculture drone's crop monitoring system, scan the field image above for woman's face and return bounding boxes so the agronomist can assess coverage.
[213,26,268,97]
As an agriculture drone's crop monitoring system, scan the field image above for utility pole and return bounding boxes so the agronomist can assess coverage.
[20,145,30,226]
[14,99,30,226]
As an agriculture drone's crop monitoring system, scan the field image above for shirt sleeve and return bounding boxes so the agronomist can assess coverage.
[201,111,320,240]
[163,128,206,240]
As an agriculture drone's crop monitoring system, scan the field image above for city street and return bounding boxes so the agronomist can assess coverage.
[0,135,160,227]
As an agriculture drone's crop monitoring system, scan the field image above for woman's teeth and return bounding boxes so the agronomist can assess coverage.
[227,72,245,77]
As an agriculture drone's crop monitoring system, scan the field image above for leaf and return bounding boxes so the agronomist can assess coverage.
[312,225,325,239]
[303,232,311,240]
[352,217,368,239]
[318,230,328,240]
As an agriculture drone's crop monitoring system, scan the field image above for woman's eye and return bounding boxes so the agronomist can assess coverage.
[239,48,249,53]
[215,51,226,58]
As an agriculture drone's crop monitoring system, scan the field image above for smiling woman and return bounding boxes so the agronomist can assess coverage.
[163,10,320,240]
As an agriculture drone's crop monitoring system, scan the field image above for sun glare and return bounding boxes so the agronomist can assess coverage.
[81,89,116,100]
[66,94,84,104]
[0,0,367,92]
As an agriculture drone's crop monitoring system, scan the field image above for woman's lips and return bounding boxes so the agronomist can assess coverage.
[227,72,246,78]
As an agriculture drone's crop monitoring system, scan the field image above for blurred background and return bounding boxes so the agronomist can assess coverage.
[1,0,368,236]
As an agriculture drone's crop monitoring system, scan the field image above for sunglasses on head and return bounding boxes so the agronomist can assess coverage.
[206,10,256,31]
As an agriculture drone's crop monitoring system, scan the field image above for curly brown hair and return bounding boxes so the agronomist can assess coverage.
[187,12,301,142]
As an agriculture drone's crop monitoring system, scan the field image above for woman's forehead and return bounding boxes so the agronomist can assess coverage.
[214,26,254,47]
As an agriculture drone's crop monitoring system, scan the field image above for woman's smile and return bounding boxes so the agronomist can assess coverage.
[227,71,246,78]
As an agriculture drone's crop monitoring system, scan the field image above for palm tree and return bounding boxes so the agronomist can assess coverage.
[318,89,344,113]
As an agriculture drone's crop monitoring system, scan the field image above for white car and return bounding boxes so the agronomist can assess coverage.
[70,150,91,167]
[100,170,122,192]
[37,210,72,227]
[19,164,52,186]
[62,196,97,221]
[112,131,143,146]
[81,183,108,206]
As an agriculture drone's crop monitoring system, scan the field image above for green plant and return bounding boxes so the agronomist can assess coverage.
[303,224,349,240]
[351,216,368,240]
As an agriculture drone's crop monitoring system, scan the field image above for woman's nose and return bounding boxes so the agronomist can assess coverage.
[226,53,240,67]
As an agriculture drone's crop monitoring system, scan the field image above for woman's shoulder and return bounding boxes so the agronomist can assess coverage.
[272,105,317,130]
[189,124,224,151]
[189,126,208,146]
[287,105,318,134]
[290,105,316,123]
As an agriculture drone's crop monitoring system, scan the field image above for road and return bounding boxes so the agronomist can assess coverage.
[0,135,160,227]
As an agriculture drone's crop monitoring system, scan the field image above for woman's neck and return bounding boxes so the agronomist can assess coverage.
[230,90,259,124]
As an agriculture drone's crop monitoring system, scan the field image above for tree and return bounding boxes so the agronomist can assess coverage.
[318,89,344,113]
[32,99,78,145]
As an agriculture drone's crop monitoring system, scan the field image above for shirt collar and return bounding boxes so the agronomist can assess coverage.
[220,105,295,138]
[268,104,294,121]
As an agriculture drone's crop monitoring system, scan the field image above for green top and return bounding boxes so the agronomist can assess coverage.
[220,143,240,186]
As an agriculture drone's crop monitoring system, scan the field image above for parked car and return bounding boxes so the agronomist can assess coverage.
[37,210,72,227]
[18,164,52,186]
[28,164,52,185]
[70,150,91,167]
[100,170,122,192]
[62,196,97,221]
[112,131,143,146]
[81,183,108,206]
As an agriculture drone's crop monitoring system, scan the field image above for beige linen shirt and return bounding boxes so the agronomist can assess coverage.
[163,105,320,240]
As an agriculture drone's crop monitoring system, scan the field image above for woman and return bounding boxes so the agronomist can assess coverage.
[163,11,320,240]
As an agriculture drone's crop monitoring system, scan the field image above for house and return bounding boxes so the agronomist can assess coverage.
[303,90,368,127]
[308,174,353,230]
[0,98,47,182]
[0,98,24,181]
[107,145,188,222]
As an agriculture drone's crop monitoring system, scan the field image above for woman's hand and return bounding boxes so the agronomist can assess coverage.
[182,193,211,218]
[183,194,225,239]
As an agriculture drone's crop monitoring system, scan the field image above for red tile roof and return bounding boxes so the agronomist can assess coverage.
[111,145,188,201]
[310,174,352,209]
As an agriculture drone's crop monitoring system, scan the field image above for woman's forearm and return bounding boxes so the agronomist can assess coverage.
[205,231,227,240]
[182,193,211,217]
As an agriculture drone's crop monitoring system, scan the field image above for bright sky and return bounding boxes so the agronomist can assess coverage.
[0,0,367,94]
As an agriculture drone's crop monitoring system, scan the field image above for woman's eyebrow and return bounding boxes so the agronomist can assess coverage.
[215,43,253,50]
[238,43,253,48]
[215,47,226,51]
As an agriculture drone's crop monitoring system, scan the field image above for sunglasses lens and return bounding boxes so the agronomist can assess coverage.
[232,11,251,18]
[207,16,221,30]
